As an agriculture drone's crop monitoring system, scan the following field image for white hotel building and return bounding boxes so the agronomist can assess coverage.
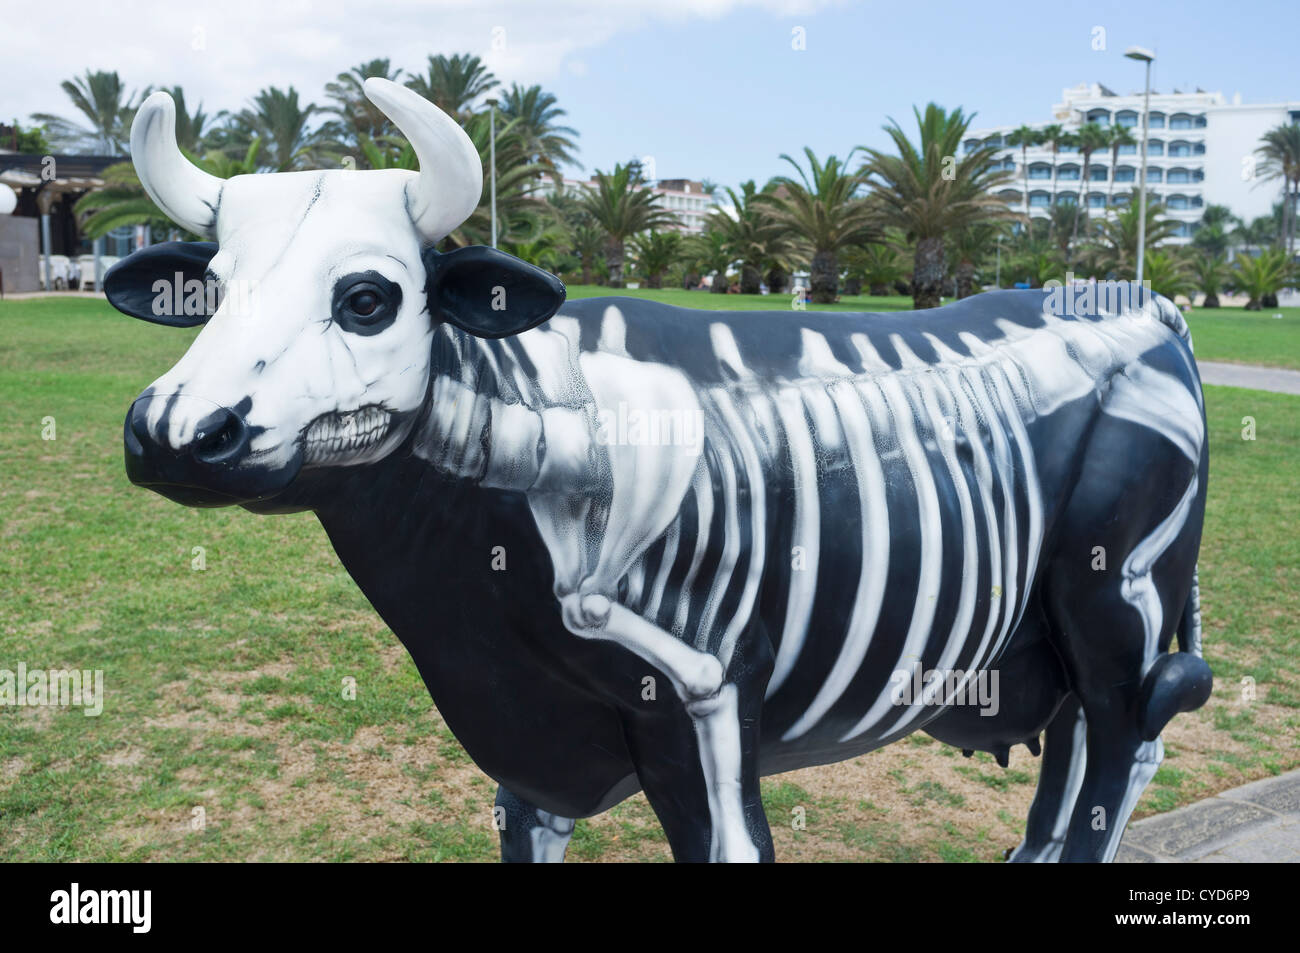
[968,82,1300,243]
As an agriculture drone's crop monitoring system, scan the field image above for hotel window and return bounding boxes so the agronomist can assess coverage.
[1117,142,1137,155]
[1086,109,1110,123]
[1167,194,1190,210]
[1148,112,1166,129]
[1167,168,1191,184]
[1056,192,1078,206]
[1088,193,1106,209]
[1116,110,1138,128]
[1147,168,1163,182]
[1169,141,1193,157]
[1170,113,1193,129]
[1113,166,1136,183]
[1147,140,1164,155]
[1090,166,1108,181]
[964,138,980,154]
[1057,164,1080,181]
[1028,163,1052,180]
[1029,192,1051,208]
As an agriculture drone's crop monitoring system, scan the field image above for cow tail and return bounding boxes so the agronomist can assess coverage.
[1137,568,1212,741]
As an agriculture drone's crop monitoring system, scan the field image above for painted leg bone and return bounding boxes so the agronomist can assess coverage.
[495,785,575,863]
[559,592,758,862]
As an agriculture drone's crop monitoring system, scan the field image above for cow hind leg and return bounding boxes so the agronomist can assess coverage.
[1007,695,1085,862]
[1044,409,1208,862]
[495,786,575,863]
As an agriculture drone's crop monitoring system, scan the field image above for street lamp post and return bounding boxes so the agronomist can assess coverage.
[485,97,498,250]
[1125,46,1155,286]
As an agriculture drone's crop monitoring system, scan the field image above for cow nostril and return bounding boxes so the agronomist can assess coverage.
[192,409,248,464]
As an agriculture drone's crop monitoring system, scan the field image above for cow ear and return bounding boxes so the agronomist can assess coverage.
[104,241,220,327]
[424,245,565,339]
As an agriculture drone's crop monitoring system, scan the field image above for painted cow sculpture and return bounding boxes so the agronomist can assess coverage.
[106,79,1212,863]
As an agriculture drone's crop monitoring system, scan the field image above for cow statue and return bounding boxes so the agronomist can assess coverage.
[105,79,1212,863]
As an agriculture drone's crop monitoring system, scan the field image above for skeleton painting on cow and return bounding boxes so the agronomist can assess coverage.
[105,78,1212,863]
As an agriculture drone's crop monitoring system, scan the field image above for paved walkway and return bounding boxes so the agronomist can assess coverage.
[1117,770,1300,862]
[1198,360,1300,396]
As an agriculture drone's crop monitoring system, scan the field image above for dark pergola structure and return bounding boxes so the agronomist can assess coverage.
[0,152,125,292]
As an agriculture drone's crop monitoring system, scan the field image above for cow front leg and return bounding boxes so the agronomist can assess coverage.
[494,785,575,863]
[561,593,767,862]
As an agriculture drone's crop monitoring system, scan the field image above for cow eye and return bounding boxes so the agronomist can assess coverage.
[331,272,402,335]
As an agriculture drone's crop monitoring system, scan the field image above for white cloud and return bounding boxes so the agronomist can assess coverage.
[0,0,839,138]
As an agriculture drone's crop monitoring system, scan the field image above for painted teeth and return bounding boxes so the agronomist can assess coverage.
[302,407,390,464]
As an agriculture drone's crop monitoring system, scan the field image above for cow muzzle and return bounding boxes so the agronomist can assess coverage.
[124,393,302,507]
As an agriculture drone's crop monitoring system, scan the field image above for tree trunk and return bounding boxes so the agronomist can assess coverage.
[740,263,762,295]
[766,267,788,295]
[810,249,837,303]
[912,237,945,309]
[1070,152,1089,257]
[955,261,975,299]
[1203,292,1220,309]
[1262,291,1278,308]
[1245,297,1262,311]
[647,273,663,290]
[710,272,728,294]
[604,239,624,288]
[1022,144,1030,218]
[581,263,594,285]
[843,275,863,296]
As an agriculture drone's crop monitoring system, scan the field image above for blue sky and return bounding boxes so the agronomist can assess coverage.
[553,0,1300,185]
[3,0,1297,189]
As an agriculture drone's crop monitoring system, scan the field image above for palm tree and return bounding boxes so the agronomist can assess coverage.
[1005,125,1042,217]
[1097,194,1181,275]
[1189,250,1230,308]
[706,180,781,293]
[948,222,1006,298]
[224,87,324,171]
[405,53,498,117]
[1255,122,1300,256]
[445,112,548,249]
[567,222,607,286]
[1191,204,1240,258]
[1142,250,1194,302]
[323,59,403,158]
[1105,124,1135,210]
[852,241,908,296]
[498,83,580,173]
[1070,122,1111,251]
[630,229,684,289]
[30,70,148,153]
[860,104,1017,309]
[1007,232,1065,288]
[1234,248,1293,310]
[757,147,875,303]
[74,140,262,240]
[687,228,734,294]
[1039,123,1068,213]
[578,163,676,287]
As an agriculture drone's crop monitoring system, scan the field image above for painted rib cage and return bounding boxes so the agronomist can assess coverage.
[619,351,1043,750]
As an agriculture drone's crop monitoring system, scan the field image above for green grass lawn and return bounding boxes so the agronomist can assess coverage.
[1,293,1297,862]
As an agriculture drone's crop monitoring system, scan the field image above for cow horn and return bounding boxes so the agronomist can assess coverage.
[131,91,224,238]
[363,77,483,243]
